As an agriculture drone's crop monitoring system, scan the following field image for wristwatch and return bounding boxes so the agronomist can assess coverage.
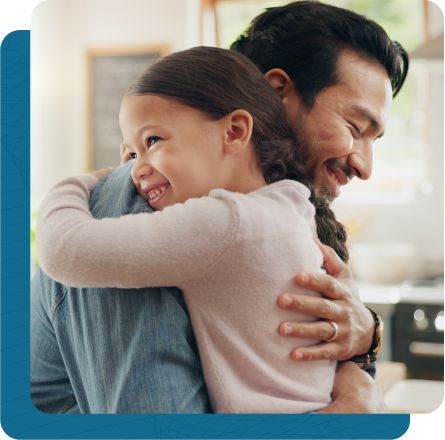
[347,307,384,364]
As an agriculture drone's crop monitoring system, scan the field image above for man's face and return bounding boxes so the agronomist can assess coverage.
[282,48,393,202]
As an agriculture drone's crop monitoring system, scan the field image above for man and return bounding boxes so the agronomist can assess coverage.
[31,1,407,413]
[229,0,407,363]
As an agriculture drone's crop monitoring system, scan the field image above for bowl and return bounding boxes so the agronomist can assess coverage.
[349,242,417,284]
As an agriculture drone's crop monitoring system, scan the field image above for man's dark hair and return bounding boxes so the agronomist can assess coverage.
[127,47,349,262]
[231,0,409,107]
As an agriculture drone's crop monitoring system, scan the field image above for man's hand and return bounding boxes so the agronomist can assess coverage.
[277,239,374,361]
[317,361,387,413]
[91,167,114,182]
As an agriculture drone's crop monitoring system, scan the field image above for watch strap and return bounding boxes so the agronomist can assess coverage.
[347,353,377,364]
[346,307,383,363]
[366,306,383,355]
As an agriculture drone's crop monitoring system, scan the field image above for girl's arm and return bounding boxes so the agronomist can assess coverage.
[36,174,237,289]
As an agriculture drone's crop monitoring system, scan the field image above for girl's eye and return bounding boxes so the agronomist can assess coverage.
[147,136,161,147]
[127,152,137,160]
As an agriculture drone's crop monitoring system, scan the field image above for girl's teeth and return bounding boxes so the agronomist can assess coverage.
[148,185,168,199]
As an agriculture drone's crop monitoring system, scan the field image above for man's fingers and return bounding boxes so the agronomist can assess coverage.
[278,292,343,318]
[294,271,348,300]
[313,238,352,279]
[290,342,340,361]
[279,321,338,341]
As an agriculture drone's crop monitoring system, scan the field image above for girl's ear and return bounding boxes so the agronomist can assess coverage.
[223,110,253,156]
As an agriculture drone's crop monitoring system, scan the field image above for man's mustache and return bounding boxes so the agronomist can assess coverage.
[324,158,354,182]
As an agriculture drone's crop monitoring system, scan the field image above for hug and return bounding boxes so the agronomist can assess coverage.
[31,1,408,414]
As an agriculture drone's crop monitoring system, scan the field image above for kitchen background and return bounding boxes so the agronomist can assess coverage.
[31,0,444,413]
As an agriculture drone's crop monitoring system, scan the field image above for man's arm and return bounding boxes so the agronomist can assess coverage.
[278,239,375,361]
[31,269,80,414]
[317,361,386,414]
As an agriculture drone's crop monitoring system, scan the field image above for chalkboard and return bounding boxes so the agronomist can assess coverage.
[87,46,169,170]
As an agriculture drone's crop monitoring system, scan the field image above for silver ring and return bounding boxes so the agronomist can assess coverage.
[324,321,339,342]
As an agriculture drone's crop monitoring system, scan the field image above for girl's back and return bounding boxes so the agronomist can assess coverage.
[180,180,335,413]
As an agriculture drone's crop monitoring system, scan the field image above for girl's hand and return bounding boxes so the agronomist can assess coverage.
[91,167,114,182]
[277,239,375,361]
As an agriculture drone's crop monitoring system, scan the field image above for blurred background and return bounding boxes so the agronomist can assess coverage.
[31,0,443,412]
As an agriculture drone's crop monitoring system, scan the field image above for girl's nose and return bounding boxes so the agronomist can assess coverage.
[131,162,153,181]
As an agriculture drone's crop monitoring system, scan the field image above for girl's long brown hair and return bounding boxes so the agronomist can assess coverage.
[127,47,348,262]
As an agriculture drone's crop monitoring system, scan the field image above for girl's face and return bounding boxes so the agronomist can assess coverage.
[119,95,230,210]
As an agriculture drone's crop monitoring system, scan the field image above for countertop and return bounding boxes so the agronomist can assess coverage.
[357,280,444,316]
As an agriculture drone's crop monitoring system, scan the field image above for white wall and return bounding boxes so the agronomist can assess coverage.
[31,0,200,195]
[428,0,444,38]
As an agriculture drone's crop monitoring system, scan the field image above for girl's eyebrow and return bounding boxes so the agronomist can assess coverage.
[136,124,162,136]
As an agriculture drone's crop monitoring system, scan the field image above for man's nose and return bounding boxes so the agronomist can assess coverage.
[131,162,153,181]
[347,139,373,180]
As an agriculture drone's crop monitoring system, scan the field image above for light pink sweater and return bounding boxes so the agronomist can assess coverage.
[37,174,336,413]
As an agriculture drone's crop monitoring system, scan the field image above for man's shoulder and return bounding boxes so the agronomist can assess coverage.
[90,161,152,219]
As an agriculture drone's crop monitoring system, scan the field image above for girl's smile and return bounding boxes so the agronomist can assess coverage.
[143,183,170,206]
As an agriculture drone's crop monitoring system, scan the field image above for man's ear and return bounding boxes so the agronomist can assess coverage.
[222,110,253,156]
[264,68,296,100]
[265,68,306,119]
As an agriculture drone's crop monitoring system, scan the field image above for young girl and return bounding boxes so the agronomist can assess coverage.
[37,47,348,413]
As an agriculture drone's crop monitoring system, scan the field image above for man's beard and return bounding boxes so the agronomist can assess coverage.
[315,180,336,203]
[294,134,349,204]
[292,126,335,202]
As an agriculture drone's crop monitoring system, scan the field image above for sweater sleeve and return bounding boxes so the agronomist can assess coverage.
[36,175,238,289]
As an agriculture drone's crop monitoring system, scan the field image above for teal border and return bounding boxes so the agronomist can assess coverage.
[0,30,410,439]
